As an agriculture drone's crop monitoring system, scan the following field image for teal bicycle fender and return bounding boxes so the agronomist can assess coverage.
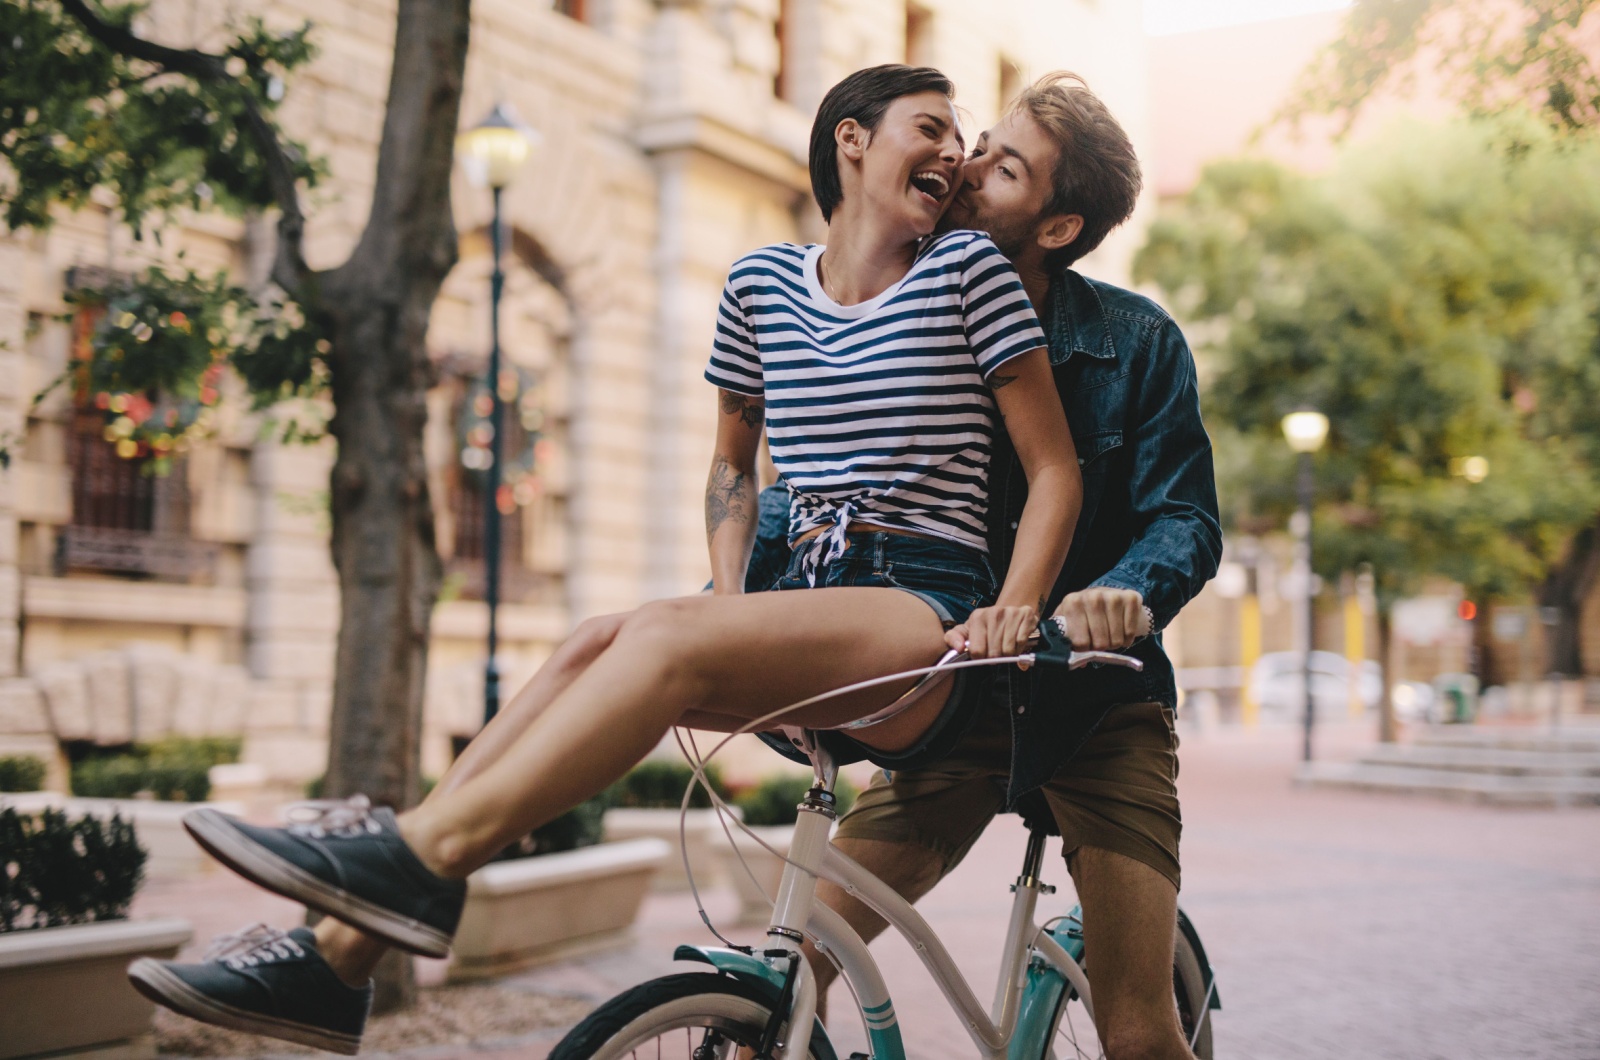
[1009,914,1086,1060]
[672,946,844,1055]
[673,944,790,990]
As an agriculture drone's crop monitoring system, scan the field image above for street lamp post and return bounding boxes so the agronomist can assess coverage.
[458,103,537,725]
[1282,408,1329,762]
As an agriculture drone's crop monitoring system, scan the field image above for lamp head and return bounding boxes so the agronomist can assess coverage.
[1281,409,1330,454]
[458,102,539,190]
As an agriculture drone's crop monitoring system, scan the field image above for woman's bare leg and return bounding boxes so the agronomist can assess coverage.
[313,612,630,984]
[316,587,957,981]
[429,612,629,799]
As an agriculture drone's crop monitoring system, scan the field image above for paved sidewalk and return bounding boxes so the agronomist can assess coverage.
[135,721,1600,1059]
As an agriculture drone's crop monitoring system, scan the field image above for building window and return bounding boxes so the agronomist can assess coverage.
[553,0,586,22]
[56,294,214,581]
[999,55,1024,113]
[905,2,935,67]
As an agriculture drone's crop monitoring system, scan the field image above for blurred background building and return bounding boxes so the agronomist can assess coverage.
[0,0,1155,790]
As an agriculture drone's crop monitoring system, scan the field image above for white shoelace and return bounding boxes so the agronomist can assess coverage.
[203,923,306,970]
[282,794,383,839]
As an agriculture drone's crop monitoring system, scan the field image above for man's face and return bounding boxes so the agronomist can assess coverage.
[941,111,1060,261]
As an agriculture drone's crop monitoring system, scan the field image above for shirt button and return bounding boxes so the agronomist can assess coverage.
[1077,457,1086,466]
[1010,521,1019,530]
[1016,706,1026,715]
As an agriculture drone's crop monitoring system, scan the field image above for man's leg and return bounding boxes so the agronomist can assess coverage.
[1043,701,1189,1060]
[1069,847,1191,1060]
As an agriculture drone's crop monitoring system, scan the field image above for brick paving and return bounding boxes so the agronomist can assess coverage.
[134,720,1600,1059]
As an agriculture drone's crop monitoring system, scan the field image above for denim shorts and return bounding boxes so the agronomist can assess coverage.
[757,531,998,771]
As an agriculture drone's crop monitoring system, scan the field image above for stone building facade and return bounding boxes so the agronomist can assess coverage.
[0,0,1152,790]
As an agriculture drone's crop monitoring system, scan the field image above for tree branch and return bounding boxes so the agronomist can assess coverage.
[55,0,314,297]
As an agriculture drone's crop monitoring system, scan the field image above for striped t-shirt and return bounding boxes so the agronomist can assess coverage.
[704,229,1047,553]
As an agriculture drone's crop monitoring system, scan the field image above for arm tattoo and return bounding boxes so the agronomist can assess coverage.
[705,454,751,544]
[989,373,1020,390]
[719,389,766,429]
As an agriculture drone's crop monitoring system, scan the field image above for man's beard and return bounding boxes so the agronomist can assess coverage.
[939,199,1034,262]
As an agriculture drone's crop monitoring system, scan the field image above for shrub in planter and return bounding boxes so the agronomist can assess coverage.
[734,773,857,826]
[70,736,242,803]
[606,759,728,809]
[491,794,608,861]
[0,807,146,932]
[0,755,47,793]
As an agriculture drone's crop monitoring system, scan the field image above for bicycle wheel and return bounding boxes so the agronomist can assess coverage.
[1049,929,1214,1060]
[550,972,838,1060]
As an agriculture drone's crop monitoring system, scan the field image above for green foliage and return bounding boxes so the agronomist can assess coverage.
[734,773,857,827]
[1282,0,1600,133]
[70,736,241,802]
[0,1,331,469]
[1136,119,1600,603]
[0,755,47,793]
[606,760,729,810]
[0,807,146,932]
[0,1,321,233]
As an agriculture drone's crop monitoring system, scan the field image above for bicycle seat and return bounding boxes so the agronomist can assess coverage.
[1012,789,1060,837]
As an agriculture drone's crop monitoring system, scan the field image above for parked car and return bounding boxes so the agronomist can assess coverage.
[1248,651,1383,719]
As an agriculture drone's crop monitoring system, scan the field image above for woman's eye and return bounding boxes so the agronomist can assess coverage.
[1000,166,1015,180]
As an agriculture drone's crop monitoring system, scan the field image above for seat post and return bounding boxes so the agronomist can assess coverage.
[1019,828,1048,888]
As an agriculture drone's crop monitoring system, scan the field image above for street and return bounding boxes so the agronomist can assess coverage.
[136,720,1600,1059]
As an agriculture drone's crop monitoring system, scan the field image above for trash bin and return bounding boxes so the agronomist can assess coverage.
[1432,673,1480,724]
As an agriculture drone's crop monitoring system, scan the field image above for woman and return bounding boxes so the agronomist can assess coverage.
[129,65,1082,1053]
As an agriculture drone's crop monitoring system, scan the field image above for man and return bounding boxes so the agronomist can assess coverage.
[799,73,1221,1060]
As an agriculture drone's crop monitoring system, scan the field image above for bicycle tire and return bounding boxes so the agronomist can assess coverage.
[550,972,839,1060]
[1172,928,1215,1058]
[1048,928,1214,1060]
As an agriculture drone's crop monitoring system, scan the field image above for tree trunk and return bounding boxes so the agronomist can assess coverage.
[1377,608,1398,744]
[312,0,471,1013]
[1540,516,1600,678]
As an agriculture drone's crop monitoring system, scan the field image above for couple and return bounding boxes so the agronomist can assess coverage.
[131,66,1220,1060]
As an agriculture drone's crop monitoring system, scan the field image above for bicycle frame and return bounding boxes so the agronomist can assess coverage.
[689,749,1093,1060]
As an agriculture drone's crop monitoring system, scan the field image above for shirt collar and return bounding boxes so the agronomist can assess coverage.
[1045,267,1117,366]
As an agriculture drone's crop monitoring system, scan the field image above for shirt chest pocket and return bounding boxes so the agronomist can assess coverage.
[1072,430,1123,475]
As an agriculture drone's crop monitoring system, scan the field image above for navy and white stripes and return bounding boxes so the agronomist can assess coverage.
[705,230,1046,553]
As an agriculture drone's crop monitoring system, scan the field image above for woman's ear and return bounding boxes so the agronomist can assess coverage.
[1037,214,1084,255]
[836,118,868,162]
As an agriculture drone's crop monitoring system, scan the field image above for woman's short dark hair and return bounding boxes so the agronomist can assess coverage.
[809,64,955,222]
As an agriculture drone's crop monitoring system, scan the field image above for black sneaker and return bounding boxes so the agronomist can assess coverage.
[128,924,371,1055]
[184,796,467,958]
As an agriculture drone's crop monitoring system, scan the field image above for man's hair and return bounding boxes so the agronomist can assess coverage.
[809,64,955,222]
[1007,72,1142,267]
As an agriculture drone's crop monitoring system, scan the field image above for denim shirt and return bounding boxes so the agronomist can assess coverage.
[743,268,1221,802]
[991,267,1221,802]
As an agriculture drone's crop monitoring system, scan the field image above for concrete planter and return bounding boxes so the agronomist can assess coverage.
[602,807,740,891]
[0,918,192,1060]
[716,825,794,925]
[447,838,669,982]
[0,793,241,878]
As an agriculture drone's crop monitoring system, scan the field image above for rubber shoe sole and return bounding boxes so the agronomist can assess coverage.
[128,958,362,1055]
[184,808,454,958]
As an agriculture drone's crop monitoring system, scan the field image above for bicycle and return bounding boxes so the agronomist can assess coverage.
[549,620,1221,1060]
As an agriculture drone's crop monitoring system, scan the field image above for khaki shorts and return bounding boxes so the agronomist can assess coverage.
[834,696,1183,889]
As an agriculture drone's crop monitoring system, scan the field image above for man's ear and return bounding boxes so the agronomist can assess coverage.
[1037,214,1084,255]
[835,118,869,162]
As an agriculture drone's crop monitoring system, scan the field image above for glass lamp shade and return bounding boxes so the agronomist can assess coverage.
[1281,409,1330,454]
[458,103,538,189]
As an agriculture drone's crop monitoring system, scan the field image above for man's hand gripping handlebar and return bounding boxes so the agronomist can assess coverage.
[1022,615,1145,672]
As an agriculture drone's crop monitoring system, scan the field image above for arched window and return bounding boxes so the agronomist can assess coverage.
[430,228,572,610]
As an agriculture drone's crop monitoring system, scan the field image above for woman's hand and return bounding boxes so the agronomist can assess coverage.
[944,603,1040,659]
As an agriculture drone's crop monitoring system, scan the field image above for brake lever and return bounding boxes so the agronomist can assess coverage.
[1022,616,1144,672]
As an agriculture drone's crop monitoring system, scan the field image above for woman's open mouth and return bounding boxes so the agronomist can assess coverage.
[910,169,950,207]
